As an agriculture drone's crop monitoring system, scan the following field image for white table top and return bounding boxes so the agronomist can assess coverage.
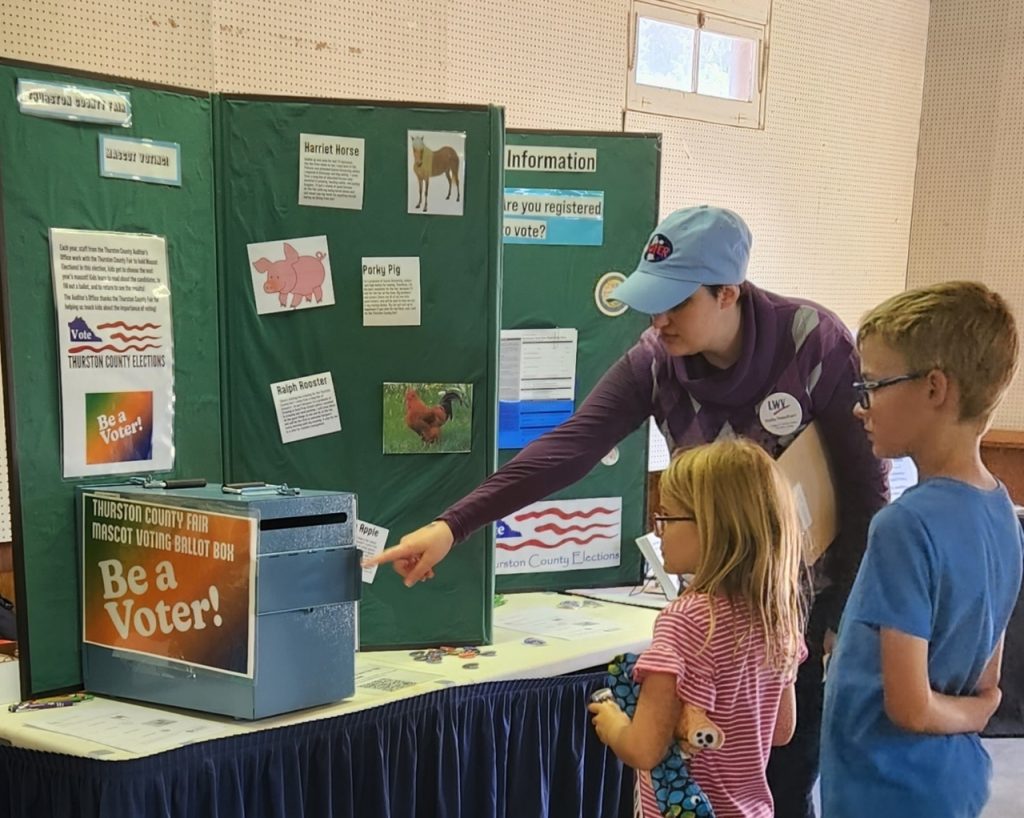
[0,592,657,761]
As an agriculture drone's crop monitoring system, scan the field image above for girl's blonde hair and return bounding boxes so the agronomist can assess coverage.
[659,438,806,674]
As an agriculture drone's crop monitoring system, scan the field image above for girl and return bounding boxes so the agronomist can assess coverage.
[589,439,807,818]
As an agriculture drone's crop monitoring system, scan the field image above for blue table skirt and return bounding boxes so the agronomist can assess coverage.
[0,670,633,818]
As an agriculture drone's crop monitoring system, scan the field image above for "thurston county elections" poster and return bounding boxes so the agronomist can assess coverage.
[50,228,176,478]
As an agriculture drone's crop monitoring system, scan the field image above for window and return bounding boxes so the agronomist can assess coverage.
[627,1,769,129]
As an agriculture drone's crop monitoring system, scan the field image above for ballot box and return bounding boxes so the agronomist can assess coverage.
[77,483,359,719]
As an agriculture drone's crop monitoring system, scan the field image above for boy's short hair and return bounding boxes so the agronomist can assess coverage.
[858,281,1019,423]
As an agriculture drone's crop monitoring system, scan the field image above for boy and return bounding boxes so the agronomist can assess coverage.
[821,281,1022,817]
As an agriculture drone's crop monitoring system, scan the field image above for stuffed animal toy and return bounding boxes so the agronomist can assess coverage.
[593,652,723,818]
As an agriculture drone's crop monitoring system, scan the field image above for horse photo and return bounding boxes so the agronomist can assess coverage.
[408,132,463,215]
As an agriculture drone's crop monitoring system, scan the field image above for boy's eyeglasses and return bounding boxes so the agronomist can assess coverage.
[653,515,694,536]
[852,372,926,410]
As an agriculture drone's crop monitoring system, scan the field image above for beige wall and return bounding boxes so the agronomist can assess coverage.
[1,1,213,89]
[0,0,930,326]
[907,0,1024,431]
[626,0,929,329]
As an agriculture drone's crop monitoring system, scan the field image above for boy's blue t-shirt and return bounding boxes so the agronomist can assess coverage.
[821,478,1023,818]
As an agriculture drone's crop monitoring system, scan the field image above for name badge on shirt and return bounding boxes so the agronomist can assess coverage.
[759,392,803,436]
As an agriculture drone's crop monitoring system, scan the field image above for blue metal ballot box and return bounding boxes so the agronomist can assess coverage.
[76,483,359,719]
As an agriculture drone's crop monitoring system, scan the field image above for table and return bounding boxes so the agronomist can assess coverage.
[0,592,659,818]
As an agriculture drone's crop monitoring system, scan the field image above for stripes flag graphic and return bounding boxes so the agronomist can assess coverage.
[495,496,622,575]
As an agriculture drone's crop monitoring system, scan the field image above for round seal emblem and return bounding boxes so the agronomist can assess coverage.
[595,271,628,317]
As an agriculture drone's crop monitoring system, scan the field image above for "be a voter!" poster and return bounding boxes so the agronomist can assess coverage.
[81,493,257,677]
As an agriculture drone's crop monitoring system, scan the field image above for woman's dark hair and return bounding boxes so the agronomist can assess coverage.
[705,284,746,299]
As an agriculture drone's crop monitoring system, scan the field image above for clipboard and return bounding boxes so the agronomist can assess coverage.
[776,421,839,564]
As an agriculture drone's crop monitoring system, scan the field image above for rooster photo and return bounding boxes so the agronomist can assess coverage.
[382,382,473,454]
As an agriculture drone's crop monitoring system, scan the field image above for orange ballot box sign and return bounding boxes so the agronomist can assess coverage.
[78,484,360,719]
[81,492,257,677]
[776,422,839,565]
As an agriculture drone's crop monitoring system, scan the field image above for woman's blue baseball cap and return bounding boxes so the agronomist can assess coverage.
[612,205,752,315]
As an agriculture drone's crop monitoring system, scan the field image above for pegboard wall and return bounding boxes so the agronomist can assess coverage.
[0,0,213,89]
[214,0,627,128]
[626,0,930,332]
[1,0,930,227]
[442,0,625,130]
[212,0,447,100]
[2,0,627,123]
[907,0,1024,431]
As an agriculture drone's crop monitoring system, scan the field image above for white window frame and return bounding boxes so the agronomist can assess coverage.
[627,0,770,129]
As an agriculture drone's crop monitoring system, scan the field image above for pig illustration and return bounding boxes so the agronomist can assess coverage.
[252,243,327,308]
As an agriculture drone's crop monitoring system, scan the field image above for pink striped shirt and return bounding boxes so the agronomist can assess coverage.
[633,593,805,818]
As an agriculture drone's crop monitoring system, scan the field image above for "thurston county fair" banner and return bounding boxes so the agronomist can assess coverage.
[81,493,257,677]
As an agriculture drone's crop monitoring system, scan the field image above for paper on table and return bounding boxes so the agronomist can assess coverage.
[496,607,624,640]
[22,699,223,753]
[565,586,670,610]
[354,662,443,695]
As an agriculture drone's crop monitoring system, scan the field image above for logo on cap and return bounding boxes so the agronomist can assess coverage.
[644,234,673,263]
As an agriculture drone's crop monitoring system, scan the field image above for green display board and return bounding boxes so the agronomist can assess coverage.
[0,60,657,691]
[496,131,660,592]
[0,61,222,694]
[215,97,503,649]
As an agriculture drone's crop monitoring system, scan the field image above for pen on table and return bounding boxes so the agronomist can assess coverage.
[8,701,77,712]
[8,693,93,712]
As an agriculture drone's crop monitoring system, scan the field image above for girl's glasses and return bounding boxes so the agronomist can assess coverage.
[653,515,694,536]
[851,372,926,410]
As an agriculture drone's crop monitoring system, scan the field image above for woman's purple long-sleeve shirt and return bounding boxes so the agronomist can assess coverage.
[440,283,888,626]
